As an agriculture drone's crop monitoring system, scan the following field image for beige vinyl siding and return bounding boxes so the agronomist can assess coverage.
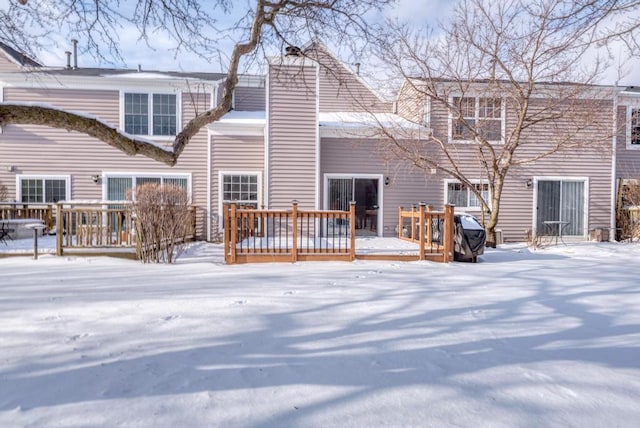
[268,64,317,209]
[211,135,265,218]
[321,138,437,236]
[303,46,392,114]
[396,81,426,123]
[234,86,265,111]
[0,54,20,72]
[616,103,640,178]
[427,96,613,241]
[0,88,210,239]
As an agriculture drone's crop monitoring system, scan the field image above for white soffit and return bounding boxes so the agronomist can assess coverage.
[208,110,266,136]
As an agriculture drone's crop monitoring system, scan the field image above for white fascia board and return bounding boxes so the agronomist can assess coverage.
[266,56,318,68]
[0,72,222,91]
[209,123,265,137]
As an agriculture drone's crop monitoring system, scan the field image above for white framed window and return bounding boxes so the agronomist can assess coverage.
[122,92,179,137]
[627,107,640,148]
[450,96,504,142]
[103,173,191,202]
[17,175,70,203]
[445,180,490,210]
[220,172,261,208]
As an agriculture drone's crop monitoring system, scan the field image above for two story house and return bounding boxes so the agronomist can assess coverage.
[0,40,637,243]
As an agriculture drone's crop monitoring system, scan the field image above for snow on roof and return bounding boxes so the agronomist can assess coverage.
[318,112,423,129]
[213,110,266,125]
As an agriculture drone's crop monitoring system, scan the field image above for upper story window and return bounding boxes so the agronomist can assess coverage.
[629,107,640,148]
[451,96,503,142]
[446,180,490,210]
[123,93,178,137]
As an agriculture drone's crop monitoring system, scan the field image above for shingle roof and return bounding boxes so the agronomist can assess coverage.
[0,41,42,67]
[27,66,227,81]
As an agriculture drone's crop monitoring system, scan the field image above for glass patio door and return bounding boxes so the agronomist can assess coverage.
[327,177,379,235]
[536,180,585,236]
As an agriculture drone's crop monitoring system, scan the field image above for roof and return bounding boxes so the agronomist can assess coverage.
[24,67,227,81]
[0,41,42,67]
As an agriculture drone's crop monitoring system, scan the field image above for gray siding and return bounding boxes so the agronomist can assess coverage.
[268,64,317,209]
[0,88,210,238]
[321,138,438,236]
[426,96,614,241]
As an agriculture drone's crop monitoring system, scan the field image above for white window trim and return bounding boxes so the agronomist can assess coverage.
[16,174,71,203]
[423,97,431,127]
[443,179,490,211]
[101,172,192,202]
[448,95,505,144]
[323,173,384,237]
[217,171,263,226]
[119,90,182,140]
[626,106,640,150]
[532,176,589,238]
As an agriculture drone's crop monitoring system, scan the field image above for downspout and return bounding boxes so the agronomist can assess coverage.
[315,62,321,210]
[610,87,619,241]
[264,71,270,208]
[206,82,218,241]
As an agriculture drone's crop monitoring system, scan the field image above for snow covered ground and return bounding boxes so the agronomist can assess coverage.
[1,240,639,427]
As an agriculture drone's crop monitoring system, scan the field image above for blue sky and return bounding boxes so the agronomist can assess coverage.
[11,0,640,85]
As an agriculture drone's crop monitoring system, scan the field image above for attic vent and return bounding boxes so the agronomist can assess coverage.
[285,46,301,56]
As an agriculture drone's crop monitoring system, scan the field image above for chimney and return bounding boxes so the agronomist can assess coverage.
[285,46,301,57]
[64,51,71,69]
[71,38,78,69]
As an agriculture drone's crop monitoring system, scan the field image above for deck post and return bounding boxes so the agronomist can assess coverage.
[443,204,455,263]
[230,203,237,264]
[222,204,229,263]
[411,205,417,240]
[398,206,403,238]
[418,202,426,260]
[349,201,356,261]
[56,203,63,256]
[291,201,298,263]
[426,205,433,245]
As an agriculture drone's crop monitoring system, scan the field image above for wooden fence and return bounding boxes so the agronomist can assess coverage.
[0,203,54,232]
[55,201,196,258]
[397,203,455,263]
[223,202,456,264]
[223,202,356,264]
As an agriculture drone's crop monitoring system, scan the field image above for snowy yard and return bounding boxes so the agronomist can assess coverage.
[1,240,639,427]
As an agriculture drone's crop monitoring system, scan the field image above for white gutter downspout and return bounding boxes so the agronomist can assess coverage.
[264,71,270,209]
[610,88,619,241]
[206,83,219,241]
[315,63,321,210]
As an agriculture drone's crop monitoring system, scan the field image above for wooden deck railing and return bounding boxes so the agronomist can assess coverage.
[397,203,455,263]
[223,202,356,264]
[0,203,54,232]
[55,201,197,257]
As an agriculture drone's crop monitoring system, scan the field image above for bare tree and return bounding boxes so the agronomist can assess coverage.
[372,0,619,246]
[0,0,391,165]
[0,181,7,201]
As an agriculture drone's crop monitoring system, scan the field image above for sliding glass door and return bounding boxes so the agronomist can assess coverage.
[536,179,585,236]
[327,176,380,236]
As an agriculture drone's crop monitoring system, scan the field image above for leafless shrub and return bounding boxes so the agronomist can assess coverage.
[129,183,193,263]
[618,180,640,242]
[0,182,7,201]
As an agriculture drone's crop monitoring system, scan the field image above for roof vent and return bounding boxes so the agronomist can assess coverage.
[64,51,71,69]
[285,46,301,57]
[71,39,78,69]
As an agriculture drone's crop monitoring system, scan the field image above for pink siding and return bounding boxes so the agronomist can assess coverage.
[0,88,210,238]
[303,45,392,114]
[211,134,265,218]
[0,54,20,72]
[268,64,317,209]
[234,86,265,111]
